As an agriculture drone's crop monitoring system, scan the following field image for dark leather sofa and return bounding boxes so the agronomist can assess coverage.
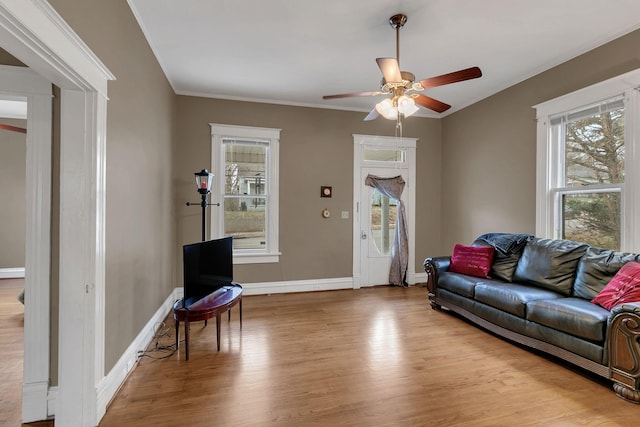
[424,233,640,403]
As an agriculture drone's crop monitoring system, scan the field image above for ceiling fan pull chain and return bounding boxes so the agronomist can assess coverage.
[395,116,403,138]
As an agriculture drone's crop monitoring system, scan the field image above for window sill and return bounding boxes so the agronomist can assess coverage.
[233,252,281,264]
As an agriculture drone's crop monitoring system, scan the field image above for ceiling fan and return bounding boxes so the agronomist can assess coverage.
[322,13,482,120]
[0,123,26,133]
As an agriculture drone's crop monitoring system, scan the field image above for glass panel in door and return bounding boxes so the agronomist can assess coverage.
[370,189,396,255]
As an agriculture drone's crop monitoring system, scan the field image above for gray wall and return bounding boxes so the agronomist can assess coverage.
[175,97,442,284]
[440,28,640,253]
[0,118,26,268]
[0,47,25,66]
[49,0,177,372]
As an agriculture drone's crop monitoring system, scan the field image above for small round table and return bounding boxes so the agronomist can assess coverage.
[173,283,243,360]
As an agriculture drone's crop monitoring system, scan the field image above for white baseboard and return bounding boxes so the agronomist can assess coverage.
[234,274,427,295]
[414,272,428,284]
[0,267,25,279]
[95,288,181,422]
[21,381,49,422]
[47,386,58,418]
[241,277,354,295]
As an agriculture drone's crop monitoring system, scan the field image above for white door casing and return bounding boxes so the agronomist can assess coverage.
[0,1,114,425]
[353,134,416,288]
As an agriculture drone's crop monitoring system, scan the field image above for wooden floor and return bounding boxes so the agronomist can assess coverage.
[100,285,638,426]
[3,282,639,426]
[0,278,27,426]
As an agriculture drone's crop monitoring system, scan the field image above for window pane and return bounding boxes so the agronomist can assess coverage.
[224,196,266,250]
[370,189,396,255]
[213,124,280,259]
[225,143,266,195]
[363,149,405,162]
[564,107,624,186]
[561,192,621,250]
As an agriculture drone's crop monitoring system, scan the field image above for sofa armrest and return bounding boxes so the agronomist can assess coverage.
[609,302,640,318]
[607,302,640,403]
[423,256,450,296]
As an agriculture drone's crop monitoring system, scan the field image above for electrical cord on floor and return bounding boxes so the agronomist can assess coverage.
[137,321,182,361]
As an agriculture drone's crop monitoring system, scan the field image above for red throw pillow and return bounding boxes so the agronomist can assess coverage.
[591,261,640,310]
[449,244,495,278]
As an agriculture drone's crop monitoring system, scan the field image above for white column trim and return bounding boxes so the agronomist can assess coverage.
[57,89,105,426]
[93,92,108,422]
[22,78,53,422]
[0,65,52,423]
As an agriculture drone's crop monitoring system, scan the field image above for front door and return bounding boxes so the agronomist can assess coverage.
[359,167,409,286]
[353,134,416,288]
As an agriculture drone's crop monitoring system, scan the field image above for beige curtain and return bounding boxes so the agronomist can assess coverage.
[365,174,408,286]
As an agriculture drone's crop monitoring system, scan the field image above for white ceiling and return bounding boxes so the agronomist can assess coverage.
[128,0,640,118]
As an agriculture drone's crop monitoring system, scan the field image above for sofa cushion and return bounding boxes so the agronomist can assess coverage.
[525,321,605,363]
[449,244,494,278]
[526,298,609,342]
[591,261,640,310]
[438,271,480,298]
[474,233,533,282]
[474,282,563,318]
[513,238,589,295]
[574,247,639,299]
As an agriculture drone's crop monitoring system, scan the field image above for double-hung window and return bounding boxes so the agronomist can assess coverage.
[535,69,640,251]
[210,124,281,263]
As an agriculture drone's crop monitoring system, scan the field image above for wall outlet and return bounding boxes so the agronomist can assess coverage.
[341,211,349,219]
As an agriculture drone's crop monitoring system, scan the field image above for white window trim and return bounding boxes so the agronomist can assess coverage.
[210,123,281,264]
[534,68,640,252]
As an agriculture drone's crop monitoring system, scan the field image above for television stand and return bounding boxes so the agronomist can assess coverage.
[172,283,243,360]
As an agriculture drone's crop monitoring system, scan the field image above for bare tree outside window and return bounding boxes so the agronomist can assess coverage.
[562,106,624,249]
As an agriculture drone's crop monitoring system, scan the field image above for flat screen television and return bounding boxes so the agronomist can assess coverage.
[183,237,233,307]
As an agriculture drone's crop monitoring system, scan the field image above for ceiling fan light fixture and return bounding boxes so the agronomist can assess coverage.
[375,98,398,120]
[397,95,419,117]
[321,13,482,120]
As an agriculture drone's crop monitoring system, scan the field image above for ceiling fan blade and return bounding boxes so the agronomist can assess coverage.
[418,66,482,89]
[323,91,381,100]
[414,94,451,113]
[0,123,26,133]
[376,58,402,83]
[364,108,379,121]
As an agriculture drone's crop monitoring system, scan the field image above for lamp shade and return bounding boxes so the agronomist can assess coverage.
[194,169,214,194]
[397,95,419,117]
[375,98,398,120]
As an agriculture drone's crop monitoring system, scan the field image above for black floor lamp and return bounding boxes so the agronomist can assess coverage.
[186,169,220,241]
